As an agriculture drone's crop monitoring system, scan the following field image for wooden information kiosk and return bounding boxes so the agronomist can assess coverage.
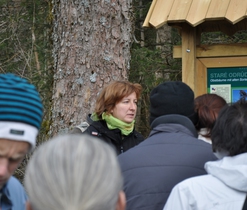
[143,0,247,102]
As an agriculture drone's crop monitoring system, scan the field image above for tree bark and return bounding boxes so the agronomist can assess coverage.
[50,0,134,136]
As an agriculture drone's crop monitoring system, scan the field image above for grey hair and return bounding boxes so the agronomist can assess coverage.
[24,134,123,210]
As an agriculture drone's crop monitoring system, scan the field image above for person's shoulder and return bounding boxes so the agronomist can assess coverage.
[183,135,212,148]
[70,114,96,134]
[118,139,145,162]
[169,174,217,204]
[7,176,24,189]
[133,130,144,140]
[7,176,26,193]
[179,174,214,187]
[184,136,216,156]
[71,124,89,134]
[6,176,28,204]
[88,120,106,131]
[172,174,240,206]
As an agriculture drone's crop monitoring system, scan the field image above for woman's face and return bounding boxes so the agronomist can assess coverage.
[111,92,138,123]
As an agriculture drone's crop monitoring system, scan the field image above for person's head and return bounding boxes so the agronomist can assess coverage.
[94,81,142,123]
[194,93,227,138]
[25,134,125,210]
[149,81,196,125]
[0,73,43,189]
[212,99,247,156]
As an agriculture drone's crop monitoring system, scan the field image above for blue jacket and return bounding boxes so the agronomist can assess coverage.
[118,114,217,210]
[0,176,27,210]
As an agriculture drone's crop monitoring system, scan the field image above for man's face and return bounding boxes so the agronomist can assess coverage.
[0,139,29,189]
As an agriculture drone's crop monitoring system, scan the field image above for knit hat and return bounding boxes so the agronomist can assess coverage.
[0,73,43,150]
[149,81,196,125]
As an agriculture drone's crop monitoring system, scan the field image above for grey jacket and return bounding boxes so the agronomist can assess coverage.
[118,114,217,210]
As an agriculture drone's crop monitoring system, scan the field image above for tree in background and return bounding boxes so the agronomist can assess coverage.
[130,0,182,137]
[0,0,53,139]
[50,0,134,136]
[0,0,53,181]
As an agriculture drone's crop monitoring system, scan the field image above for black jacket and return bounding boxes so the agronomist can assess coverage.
[118,114,217,210]
[84,115,144,155]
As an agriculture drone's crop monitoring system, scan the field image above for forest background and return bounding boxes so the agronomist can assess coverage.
[0,0,246,182]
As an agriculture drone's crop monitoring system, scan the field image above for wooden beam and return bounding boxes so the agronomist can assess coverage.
[195,59,207,97]
[173,43,247,58]
[143,0,157,27]
[181,24,196,91]
[169,19,247,36]
[198,56,247,67]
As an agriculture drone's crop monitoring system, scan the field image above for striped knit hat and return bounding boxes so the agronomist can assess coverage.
[0,73,43,150]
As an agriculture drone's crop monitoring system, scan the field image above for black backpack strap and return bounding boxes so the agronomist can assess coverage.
[242,195,247,210]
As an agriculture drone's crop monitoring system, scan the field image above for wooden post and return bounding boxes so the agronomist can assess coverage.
[181,24,197,91]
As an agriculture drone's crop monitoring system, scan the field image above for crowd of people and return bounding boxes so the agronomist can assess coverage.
[1,73,246,210]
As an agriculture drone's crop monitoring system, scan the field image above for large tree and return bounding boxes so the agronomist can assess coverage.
[50,0,134,136]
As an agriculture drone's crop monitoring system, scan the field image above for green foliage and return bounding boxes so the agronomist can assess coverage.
[130,0,182,137]
[130,47,177,89]
[130,35,182,137]
[130,46,182,137]
[201,30,247,44]
[0,0,53,182]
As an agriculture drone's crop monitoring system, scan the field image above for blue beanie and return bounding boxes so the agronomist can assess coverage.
[0,73,43,149]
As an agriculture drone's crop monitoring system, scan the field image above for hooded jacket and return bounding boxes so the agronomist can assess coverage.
[0,176,28,210]
[83,115,144,155]
[118,114,217,210]
[164,153,247,210]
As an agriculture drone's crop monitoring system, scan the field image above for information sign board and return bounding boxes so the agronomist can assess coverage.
[207,67,247,103]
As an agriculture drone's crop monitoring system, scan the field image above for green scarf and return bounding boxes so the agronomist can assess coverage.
[93,112,135,136]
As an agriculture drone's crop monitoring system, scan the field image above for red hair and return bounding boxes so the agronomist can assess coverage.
[94,81,142,119]
[195,93,227,138]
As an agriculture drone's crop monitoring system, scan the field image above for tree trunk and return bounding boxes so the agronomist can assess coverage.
[50,0,134,136]
[155,25,172,80]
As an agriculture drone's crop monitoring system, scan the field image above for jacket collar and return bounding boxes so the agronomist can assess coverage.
[150,114,198,137]
[87,114,94,124]
[205,153,247,192]
[0,180,13,209]
[90,120,137,140]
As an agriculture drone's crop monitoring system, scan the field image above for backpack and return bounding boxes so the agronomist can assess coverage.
[71,122,89,134]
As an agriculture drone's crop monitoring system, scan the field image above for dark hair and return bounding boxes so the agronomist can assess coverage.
[94,81,142,119]
[194,94,227,138]
[212,99,247,156]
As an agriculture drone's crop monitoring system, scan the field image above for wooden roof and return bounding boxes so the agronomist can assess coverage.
[143,0,247,29]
